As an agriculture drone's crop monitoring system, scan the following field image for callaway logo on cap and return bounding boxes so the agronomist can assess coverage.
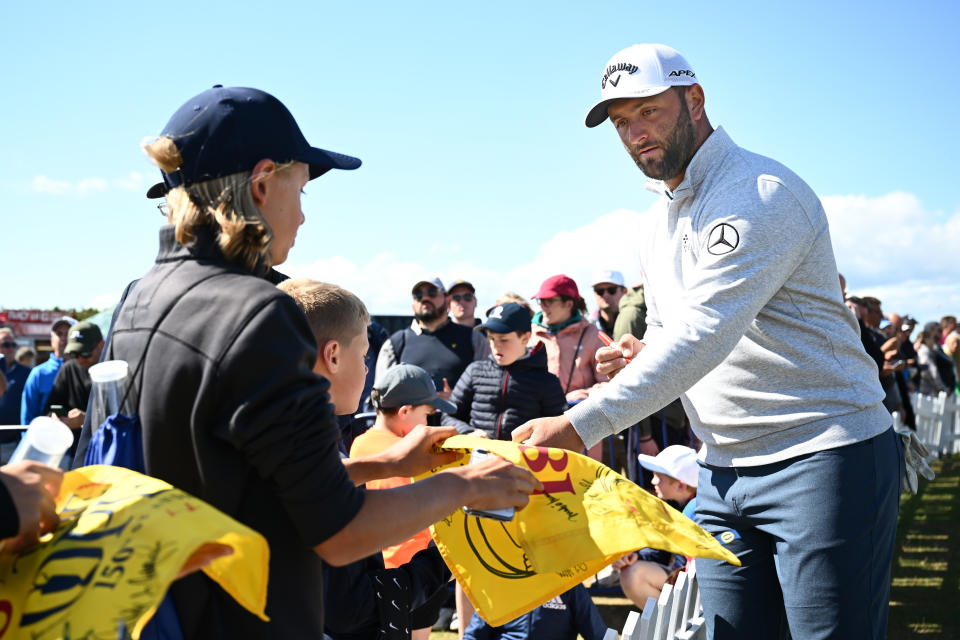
[585,44,698,128]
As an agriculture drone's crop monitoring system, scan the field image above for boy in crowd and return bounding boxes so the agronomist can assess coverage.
[352,364,456,568]
[445,302,567,440]
[443,301,568,635]
[278,279,475,640]
[351,363,460,640]
[612,445,698,608]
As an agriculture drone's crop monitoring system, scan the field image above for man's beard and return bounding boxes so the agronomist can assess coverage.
[416,303,446,323]
[628,101,696,181]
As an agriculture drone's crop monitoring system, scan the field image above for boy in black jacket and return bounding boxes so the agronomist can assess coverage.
[445,302,567,441]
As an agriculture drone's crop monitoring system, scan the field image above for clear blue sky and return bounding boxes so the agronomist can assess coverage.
[3,1,958,322]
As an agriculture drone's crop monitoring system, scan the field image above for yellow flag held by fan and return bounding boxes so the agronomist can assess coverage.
[425,435,739,626]
[0,465,269,639]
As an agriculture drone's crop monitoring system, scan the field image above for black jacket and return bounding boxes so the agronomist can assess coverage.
[75,226,364,639]
[444,346,567,440]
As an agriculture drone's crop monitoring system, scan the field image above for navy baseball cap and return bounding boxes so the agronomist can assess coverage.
[479,302,531,335]
[154,85,361,191]
[372,364,457,413]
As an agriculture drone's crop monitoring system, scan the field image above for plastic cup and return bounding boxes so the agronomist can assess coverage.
[89,360,130,384]
[88,360,131,429]
[9,417,74,467]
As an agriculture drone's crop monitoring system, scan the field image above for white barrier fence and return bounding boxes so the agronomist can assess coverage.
[602,564,706,640]
[900,391,960,456]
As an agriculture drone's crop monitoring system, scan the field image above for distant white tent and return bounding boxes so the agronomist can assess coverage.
[82,305,117,341]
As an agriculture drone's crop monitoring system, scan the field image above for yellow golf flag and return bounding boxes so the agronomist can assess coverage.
[426,436,739,626]
[0,465,269,639]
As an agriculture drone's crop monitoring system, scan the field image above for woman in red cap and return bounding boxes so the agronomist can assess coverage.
[529,274,607,412]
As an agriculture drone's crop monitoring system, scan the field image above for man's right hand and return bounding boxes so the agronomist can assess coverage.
[384,425,463,477]
[596,334,645,379]
[448,454,542,512]
[0,461,64,552]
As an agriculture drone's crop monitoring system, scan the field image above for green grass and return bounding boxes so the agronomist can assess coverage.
[432,455,960,639]
[888,454,960,639]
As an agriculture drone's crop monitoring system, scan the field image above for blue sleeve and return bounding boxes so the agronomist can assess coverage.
[567,586,609,640]
[20,368,43,425]
[682,496,697,521]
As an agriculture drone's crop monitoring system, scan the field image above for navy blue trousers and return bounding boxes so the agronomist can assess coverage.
[695,428,902,640]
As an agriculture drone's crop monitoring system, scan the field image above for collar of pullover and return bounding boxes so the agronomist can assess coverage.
[656,126,735,202]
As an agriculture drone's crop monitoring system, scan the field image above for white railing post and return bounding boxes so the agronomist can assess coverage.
[620,567,708,640]
[636,599,657,639]
[621,609,642,640]
[667,571,689,637]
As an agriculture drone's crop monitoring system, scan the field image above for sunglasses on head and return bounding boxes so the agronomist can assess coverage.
[413,287,441,300]
[451,293,474,303]
[594,286,621,296]
[1,341,16,348]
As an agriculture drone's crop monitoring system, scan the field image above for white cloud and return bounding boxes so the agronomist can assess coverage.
[30,172,146,197]
[90,292,121,310]
[283,191,960,323]
[827,192,960,322]
[284,206,660,315]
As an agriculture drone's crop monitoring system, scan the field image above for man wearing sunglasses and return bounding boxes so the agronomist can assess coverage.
[590,270,627,336]
[448,279,480,328]
[0,328,30,437]
[375,278,490,398]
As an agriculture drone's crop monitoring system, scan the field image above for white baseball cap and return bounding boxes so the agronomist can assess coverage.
[638,445,699,488]
[585,44,698,128]
[591,269,625,288]
[411,277,446,295]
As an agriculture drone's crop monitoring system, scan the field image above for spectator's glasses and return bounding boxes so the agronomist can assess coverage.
[157,201,169,217]
[0,342,16,348]
[451,293,475,303]
[594,286,621,296]
[413,287,442,300]
[536,297,563,307]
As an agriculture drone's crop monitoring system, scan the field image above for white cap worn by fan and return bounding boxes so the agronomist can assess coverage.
[638,444,700,488]
[585,44,698,128]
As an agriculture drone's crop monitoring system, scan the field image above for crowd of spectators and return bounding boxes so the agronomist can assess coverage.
[1,76,956,640]
[841,274,960,432]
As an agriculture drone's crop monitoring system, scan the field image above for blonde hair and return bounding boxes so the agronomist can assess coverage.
[494,292,534,318]
[142,136,292,271]
[277,278,369,347]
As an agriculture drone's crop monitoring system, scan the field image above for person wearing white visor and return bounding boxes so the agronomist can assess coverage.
[515,43,901,640]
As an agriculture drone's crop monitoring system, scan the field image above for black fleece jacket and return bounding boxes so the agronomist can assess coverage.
[75,226,363,639]
[444,345,567,440]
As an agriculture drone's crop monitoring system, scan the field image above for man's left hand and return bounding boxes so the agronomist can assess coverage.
[511,415,585,452]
